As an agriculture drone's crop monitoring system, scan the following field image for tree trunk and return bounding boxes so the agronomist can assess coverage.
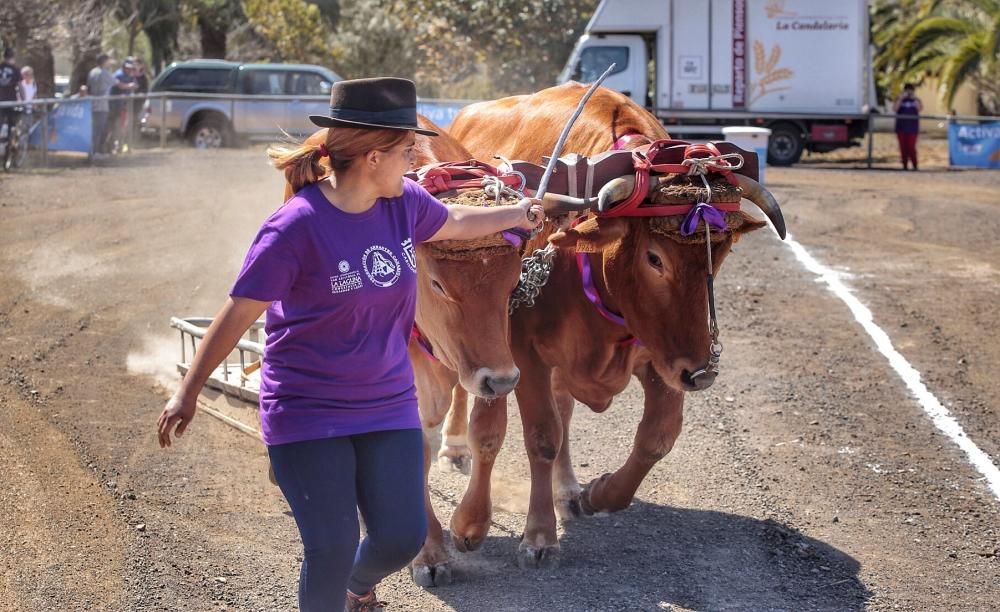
[70,44,102,96]
[128,23,139,57]
[23,42,55,99]
[198,18,228,59]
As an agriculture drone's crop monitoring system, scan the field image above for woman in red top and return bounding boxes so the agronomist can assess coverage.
[894,83,923,171]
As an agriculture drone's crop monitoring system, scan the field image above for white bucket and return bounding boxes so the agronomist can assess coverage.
[722,126,771,184]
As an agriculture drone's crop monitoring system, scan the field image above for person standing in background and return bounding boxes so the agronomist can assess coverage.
[110,58,138,153]
[87,55,116,157]
[87,54,138,157]
[894,83,923,171]
[19,66,36,105]
[0,48,22,141]
[131,59,149,143]
[19,66,36,125]
[133,58,150,93]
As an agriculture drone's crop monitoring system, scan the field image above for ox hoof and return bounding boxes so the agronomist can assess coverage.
[410,562,453,588]
[555,491,585,521]
[517,543,561,570]
[580,474,612,516]
[437,449,471,475]
[451,532,485,553]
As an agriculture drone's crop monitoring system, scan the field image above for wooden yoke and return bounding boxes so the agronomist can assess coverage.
[406,140,758,205]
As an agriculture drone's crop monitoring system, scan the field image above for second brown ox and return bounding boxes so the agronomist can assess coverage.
[447,82,786,568]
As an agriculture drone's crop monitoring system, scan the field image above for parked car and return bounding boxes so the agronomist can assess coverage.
[141,59,342,148]
[53,75,70,99]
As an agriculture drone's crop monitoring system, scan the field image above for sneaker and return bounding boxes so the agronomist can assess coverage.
[346,589,386,611]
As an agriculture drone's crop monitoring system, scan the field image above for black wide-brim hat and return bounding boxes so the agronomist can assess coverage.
[309,77,438,137]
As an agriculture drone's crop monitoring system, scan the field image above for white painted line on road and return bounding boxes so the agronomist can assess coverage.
[783,233,1000,501]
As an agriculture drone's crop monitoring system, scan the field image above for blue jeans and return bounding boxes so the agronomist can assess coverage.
[268,429,427,612]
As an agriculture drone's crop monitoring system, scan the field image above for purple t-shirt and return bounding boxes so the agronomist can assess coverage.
[231,178,449,446]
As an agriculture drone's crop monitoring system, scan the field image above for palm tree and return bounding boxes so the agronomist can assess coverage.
[874,0,1000,114]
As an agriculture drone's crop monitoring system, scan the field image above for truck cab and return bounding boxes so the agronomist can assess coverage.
[559,34,650,107]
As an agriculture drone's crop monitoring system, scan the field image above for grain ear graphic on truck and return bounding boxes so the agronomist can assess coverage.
[765,0,796,18]
[750,41,793,105]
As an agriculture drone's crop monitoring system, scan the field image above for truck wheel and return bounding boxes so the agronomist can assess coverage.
[189,119,228,149]
[767,124,804,166]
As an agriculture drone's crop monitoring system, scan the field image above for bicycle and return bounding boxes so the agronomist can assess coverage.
[1,107,28,171]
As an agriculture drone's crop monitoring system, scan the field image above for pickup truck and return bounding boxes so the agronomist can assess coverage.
[141,59,343,148]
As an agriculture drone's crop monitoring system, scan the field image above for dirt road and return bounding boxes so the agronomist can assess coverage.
[0,145,997,611]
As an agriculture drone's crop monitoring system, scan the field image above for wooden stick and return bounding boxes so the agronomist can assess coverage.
[535,63,617,200]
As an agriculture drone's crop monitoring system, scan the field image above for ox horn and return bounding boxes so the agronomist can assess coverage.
[540,192,595,215]
[597,175,675,213]
[596,176,635,212]
[733,174,786,240]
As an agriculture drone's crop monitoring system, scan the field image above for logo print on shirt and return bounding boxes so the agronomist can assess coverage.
[338,260,350,274]
[363,245,401,288]
[401,238,416,272]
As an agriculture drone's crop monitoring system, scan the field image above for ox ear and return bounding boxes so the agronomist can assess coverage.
[731,212,767,244]
[548,217,629,253]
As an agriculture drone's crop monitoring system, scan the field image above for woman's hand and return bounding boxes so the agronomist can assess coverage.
[512,198,545,232]
[153,296,269,449]
[158,391,197,448]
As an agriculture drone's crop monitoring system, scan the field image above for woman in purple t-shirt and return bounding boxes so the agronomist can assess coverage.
[156,78,542,612]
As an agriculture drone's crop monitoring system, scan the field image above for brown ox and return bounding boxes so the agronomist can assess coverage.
[446,82,784,568]
[285,117,523,586]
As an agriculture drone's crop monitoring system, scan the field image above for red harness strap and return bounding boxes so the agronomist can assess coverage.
[411,325,438,362]
[612,132,647,151]
[413,160,525,196]
[599,140,741,218]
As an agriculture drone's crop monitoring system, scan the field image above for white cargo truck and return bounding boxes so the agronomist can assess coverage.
[558,0,876,165]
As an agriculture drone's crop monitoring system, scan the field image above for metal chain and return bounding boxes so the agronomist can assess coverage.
[508,243,557,314]
[481,174,544,237]
[480,172,558,314]
[481,174,525,205]
[700,172,723,375]
[704,218,723,375]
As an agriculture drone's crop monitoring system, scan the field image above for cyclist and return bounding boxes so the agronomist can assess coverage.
[0,48,22,142]
[0,48,23,169]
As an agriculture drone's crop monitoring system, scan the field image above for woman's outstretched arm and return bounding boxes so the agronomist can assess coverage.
[427,198,543,242]
[157,296,270,448]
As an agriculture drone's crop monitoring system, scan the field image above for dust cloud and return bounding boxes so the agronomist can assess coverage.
[126,333,184,391]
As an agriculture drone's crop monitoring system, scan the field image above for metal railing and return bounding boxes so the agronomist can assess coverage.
[4,94,999,169]
[863,111,1000,168]
[169,316,264,402]
[1,93,148,164]
[0,91,475,163]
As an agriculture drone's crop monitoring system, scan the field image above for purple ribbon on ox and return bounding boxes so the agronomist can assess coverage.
[502,228,531,247]
[680,202,728,236]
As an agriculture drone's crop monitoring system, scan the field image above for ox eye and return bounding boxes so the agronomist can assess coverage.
[431,280,447,296]
[646,251,663,270]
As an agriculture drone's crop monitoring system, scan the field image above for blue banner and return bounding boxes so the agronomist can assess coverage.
[949,121,1000,169]
[29,98,92,153]
[416,101,473,129]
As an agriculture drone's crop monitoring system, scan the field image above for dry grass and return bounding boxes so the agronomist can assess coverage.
[800,133,952,171]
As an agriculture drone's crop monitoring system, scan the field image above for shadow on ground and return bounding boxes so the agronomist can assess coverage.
[421,500,871,612]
